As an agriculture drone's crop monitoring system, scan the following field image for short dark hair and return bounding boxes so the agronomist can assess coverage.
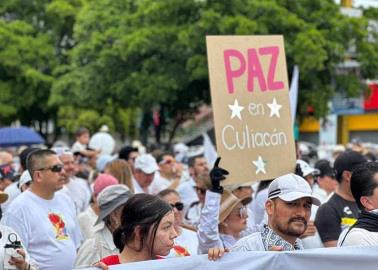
[118,146,138,161]
[334,150,366,183]
[19,147,40,171]
[351,162,378,210]
[27,149,57,179]
[156,152,174,164]
[75,127,89,138]
[188,155,204,168]
[157,188,179,198]
[113,194,172,255]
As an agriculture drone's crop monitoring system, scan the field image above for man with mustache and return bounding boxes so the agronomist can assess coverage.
[232,173,321,251]
[1,149,82,270]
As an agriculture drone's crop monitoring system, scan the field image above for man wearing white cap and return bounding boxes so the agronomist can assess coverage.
[232,173,320,251]
[132,154,159,194]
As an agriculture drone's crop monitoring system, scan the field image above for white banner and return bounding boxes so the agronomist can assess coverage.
[76,245,378,270]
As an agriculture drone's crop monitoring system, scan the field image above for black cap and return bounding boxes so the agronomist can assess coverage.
[334,151,367,181]
[315,159,335,178]
[118,146,138,161]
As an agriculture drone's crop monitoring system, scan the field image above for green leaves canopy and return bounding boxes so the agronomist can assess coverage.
[1,0,378,141]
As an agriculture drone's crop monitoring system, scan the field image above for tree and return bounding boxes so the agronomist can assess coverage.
[2,0,378,145]
[0,0,84,140]
[0,19,55,130]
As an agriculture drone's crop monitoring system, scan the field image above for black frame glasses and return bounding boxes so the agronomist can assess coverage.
[35,164,64,173]
[170,202,184,211]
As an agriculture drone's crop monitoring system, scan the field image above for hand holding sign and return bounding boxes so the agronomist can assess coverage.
[210,157,229,194]
[206,36,296,186]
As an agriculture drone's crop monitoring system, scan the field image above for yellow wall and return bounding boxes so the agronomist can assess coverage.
[299,117,320,133]
[346,114,378,131]
[299,114,378,144]
[341,0,353,7]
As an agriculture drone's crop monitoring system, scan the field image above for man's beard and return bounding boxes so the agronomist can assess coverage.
[276,217,308,237]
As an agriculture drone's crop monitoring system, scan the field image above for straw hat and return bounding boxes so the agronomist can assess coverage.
[219,190,249,224]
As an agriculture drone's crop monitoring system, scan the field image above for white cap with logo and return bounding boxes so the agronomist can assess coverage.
[268,173,321,206]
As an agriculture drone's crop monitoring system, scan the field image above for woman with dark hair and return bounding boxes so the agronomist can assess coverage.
[99,193,178,265]
[158,189,198,257]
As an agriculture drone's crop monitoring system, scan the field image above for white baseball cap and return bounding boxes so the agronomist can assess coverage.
[296,160,320,177]
[134,154,159,174]
[268,173,321,206]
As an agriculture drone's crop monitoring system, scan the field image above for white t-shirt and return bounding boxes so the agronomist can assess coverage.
[132,177,153,194]
[338,228,378,247]
[2,182,21,213]
[78,206,98,241]
[312,184,333,204]
[184,201,202,228]
[165,228,198,258]
[175,228,198,255]
[75,223,116,267]
[177,178,198,212]
[232,232,265,252]
[150,172,171,195]
[1,190,82,270]
[71,141,86,153]
[248,189,268,227]
[63,176,91,213]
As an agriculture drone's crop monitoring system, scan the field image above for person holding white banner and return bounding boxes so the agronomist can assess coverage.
[99,193,178,265]
[197,158,252,253]
[232,173,321,251]
[158,189,198,257]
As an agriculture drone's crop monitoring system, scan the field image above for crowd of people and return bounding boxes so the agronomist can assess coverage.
[0,126,376,270]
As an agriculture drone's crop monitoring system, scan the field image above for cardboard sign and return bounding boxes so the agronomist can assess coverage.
[206,36,296,185]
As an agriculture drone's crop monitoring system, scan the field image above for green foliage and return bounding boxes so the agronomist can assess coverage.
[57,106,114,134]
[1,0,378,142]
[0,19,55,126]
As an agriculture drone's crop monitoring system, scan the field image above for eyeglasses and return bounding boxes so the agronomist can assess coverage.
[35,164,64,173]
[194,186,207,195]
[159,159,175,165]
[230,206,248,219]
[170,202,184,211]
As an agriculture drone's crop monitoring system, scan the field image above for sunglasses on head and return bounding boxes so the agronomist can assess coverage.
[170,202,184,211]
[194,186,207,195]
[35,164,64,173]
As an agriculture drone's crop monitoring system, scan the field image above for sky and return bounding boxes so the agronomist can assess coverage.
[334,0,378,8]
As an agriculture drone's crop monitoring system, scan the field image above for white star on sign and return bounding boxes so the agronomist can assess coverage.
[252,156,266,174]
[228,99,244,120]
[267,98,282,118]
